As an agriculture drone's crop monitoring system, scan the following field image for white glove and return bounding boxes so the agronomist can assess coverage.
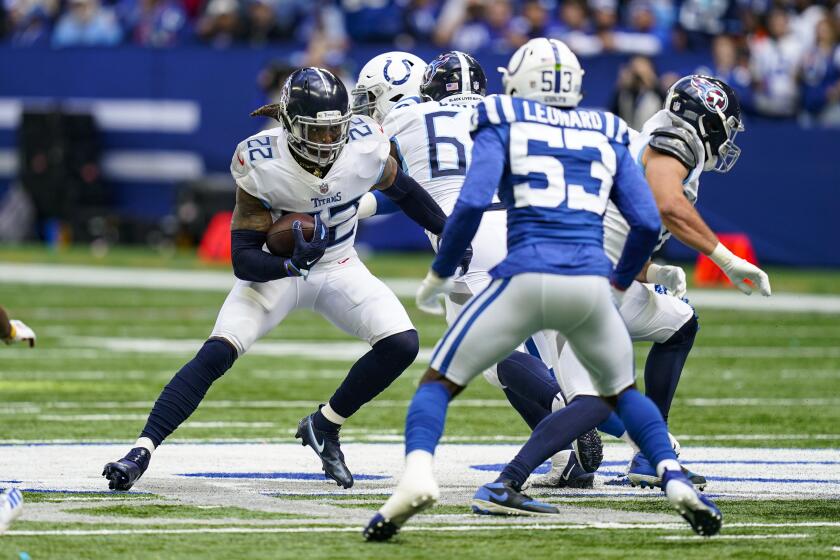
[416,270,455,315]
[646,263,687,299]
[709,242,772,296]
[5,319,36,347]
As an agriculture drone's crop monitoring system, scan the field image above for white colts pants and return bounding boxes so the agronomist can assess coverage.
[210,254,414,355]
[430,273,634,398]
[558,280,695,400]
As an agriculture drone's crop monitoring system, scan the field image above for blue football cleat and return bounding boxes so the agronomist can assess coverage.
[662,469,722,536]
[627,452,707,490]
[296,413,354,489]
[472,481,559,516]
[102,447,151,491]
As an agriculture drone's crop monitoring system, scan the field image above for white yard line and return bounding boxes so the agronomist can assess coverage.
[659,533,811,541]
[7,522,840,537]
[2,262,839,313]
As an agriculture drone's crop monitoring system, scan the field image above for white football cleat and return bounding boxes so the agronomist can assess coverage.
[0,488,23,534]
[363,451,439,541]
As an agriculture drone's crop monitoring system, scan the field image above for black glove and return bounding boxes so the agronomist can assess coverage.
[285,214,328,277]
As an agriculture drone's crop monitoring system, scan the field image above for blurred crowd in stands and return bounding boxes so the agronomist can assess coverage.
[2,0,839,126]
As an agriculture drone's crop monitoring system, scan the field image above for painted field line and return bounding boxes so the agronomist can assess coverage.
[2,262,840,314]
[659,533,810,541]
[8,521,840,537]
[5,397,840,411]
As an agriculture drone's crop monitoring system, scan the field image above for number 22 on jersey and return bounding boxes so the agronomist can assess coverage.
[510,122,615,214]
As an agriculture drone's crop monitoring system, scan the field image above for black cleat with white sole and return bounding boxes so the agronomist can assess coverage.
[296,413,354,489]
[102,447,151,491]
[572,428,603,473]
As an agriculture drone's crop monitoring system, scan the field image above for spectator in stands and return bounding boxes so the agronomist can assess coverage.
[800,16,840,126]
[52,0,123,47]
[121,0,190,47]
[547,0,602,56]
[3,0,56,46]
[295,0,347,59]
[704,34,754,110]
[243,0,285,45]
[449,0,515,53]
[403,0,441,44]
[341,0,406,43]
[612,55,663,129]
[196,0,242,47]
[750,7,804,117]
[509,0,552,48]
[677,0,740,50]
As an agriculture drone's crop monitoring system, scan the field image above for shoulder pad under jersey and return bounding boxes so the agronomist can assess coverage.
[648,126,700,171]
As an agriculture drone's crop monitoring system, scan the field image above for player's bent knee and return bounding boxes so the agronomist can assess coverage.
[373,329,419,370]
[419,368,463,398]
[665,315,699,346]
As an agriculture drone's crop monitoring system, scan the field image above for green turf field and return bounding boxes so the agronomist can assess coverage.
[1,247,839,559]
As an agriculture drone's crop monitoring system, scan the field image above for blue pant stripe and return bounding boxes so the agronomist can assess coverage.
[431,279,500,366]
[440,278,511,372]
[524,337,541,360]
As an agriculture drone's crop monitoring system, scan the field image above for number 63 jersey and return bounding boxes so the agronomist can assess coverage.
[230,115,390,267]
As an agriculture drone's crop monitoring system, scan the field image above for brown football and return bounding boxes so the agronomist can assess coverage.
[266,213,316,257]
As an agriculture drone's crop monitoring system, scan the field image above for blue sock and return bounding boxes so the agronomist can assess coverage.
[598,412,627,438]
[141,338,237,447]
[405,381,451,455]
[644,316,698,422]
[496,351,561,411]
[615,389,677,467]
[496,395,611,489]
[316,330,419,432]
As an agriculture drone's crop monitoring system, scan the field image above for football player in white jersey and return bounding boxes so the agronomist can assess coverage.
[103,67,454,491]
[353,51,603,485]
[500,75,773,490]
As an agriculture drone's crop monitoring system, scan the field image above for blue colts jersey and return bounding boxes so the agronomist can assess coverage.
[432,94,661,288]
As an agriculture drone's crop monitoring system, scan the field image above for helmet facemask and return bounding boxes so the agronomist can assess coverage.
[350,84,381,119]
[282,109,351,167]
[698,109,744,173]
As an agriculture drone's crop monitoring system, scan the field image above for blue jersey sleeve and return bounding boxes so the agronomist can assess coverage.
[431,124,507,278]
[609,143,662,289]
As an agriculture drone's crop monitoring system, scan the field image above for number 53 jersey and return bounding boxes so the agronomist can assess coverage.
[230,115,390,266]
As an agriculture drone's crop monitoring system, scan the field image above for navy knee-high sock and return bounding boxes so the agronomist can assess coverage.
[496,351,560,428]
[644,316,698,422]
[496,396,611,489]
[141,338,237,447]
[314,330,419,432]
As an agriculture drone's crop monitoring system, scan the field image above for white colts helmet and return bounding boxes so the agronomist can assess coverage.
[498,38,584,108]
[352,52,427,123]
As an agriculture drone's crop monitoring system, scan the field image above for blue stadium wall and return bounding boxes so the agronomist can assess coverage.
[1,46,838,266]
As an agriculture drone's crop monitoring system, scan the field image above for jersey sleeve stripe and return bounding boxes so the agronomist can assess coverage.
[499,96,516,123]
[605,113,615,139]
[616,117,629,144]
[484,97,501,124]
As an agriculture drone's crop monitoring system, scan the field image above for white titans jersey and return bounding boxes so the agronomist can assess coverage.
[383,95,482,214]
[602,109,706,265]
[230,115,390,266]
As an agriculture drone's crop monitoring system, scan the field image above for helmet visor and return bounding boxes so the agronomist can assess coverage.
[713,113,744,173]
[350,86,375,118]
[288,111,351,166]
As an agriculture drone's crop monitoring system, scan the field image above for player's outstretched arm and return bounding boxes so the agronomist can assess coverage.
[645,149,771,296]
[0,306,35,347]
[229,187,321,281]
[374,157,447,235]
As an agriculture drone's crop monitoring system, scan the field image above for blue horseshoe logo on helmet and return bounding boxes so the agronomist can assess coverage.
[383,59,413,85]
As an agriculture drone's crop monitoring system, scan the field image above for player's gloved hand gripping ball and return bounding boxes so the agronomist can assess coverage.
[646,263,687,298]
[285,214,328,279]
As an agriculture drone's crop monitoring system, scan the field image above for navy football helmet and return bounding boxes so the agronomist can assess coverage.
[420,51,487,102]
[664,75,744,173]
[278,67,351,167]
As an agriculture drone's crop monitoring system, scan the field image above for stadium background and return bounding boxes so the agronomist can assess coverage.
[1,0,839,267]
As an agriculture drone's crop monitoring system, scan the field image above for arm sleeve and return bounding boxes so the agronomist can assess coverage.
[381,166,447,235]
[230,229,293,282]
[431,125,506,277]
[609,144,662,289]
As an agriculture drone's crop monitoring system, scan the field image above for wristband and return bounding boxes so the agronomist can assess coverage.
[708,242,735,267]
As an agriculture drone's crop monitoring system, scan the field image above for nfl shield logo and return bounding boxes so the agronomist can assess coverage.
[319,182,329,194]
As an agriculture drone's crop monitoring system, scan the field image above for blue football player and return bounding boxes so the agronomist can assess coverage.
[363,38,721,540]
